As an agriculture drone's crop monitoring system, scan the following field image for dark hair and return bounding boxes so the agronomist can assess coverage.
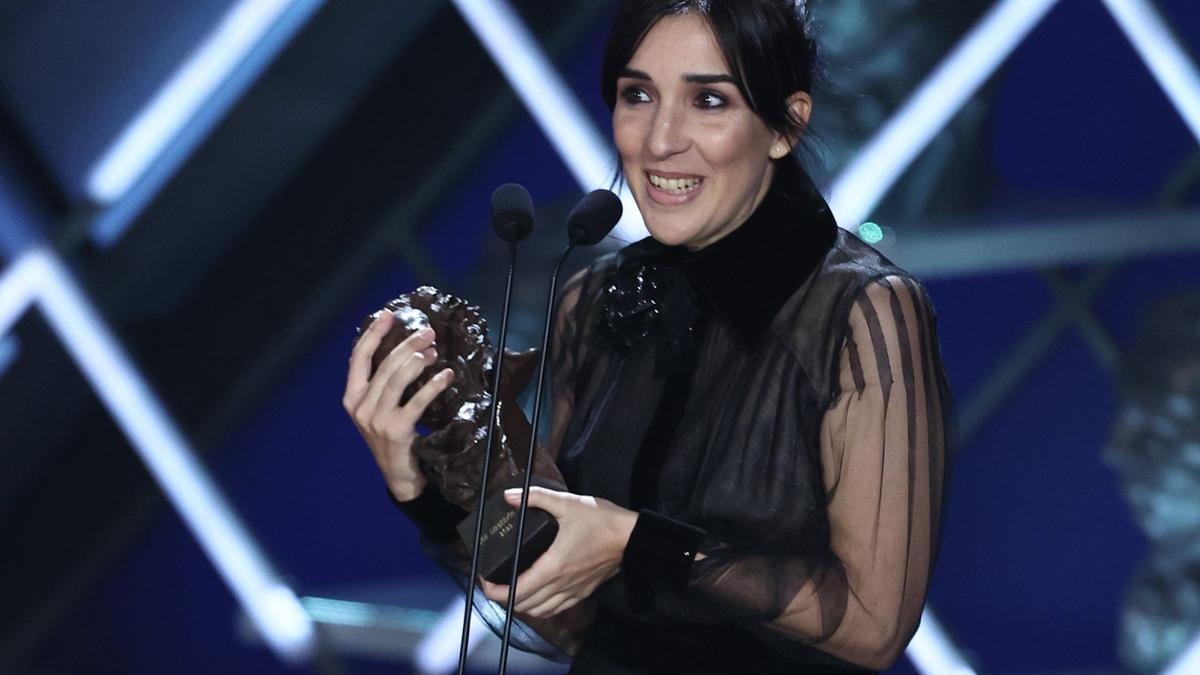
[601,0,818,144]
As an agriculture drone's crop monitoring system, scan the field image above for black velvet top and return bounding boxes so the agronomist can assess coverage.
[400,157,953,673]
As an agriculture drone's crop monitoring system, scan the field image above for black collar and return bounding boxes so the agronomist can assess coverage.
[615,158,838,347]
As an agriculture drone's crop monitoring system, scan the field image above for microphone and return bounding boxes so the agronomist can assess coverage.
[458,183,535,675]
[492,183,534,243]
[567,189,624,246]
[497,190,622,674]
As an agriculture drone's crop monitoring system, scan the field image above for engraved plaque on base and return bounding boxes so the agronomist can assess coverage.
[456,477,561,583]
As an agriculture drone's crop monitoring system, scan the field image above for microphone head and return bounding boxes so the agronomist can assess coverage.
[491,183,534,243]
[567,189,623,246]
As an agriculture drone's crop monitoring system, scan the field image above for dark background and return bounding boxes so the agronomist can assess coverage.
[1,0,1198,672]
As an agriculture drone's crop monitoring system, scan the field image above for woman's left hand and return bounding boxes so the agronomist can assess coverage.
[480,486,638,619]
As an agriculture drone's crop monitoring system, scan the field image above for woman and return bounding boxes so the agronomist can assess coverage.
[344,1,952,672]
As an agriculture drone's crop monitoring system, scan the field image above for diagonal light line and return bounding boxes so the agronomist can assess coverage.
[829,0,1060,230]
[0,249,315,663]
[1100,0,1200,145]
[86,0,326,247]
[1164,631,1200,675]
[0,335,18,379]
[449,0,647,243]
[0,254,38,334]
[908,609,977,675]
[414,595,489,674]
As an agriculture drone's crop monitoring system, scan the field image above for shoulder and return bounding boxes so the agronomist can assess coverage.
[771,230,919,341]
[847,275,935,336]
[768,230,933,398]
[823,229,912,293]
[823,233,937,344]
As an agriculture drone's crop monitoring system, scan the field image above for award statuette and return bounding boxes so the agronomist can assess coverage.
[358,286,564,582]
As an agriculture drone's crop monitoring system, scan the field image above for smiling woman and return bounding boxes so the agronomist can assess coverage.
[349,1,955,673]
[611,12,807,250]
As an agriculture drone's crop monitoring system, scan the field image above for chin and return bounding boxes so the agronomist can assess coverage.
[639,207,699,247]
[643,222,694,247]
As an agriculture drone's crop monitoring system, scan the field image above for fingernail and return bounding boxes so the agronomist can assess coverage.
[418,327,435,340]
[436,368,453,381]
[505,488,522,498]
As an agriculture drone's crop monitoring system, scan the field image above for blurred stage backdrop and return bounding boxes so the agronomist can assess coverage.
[1,0,1199,673]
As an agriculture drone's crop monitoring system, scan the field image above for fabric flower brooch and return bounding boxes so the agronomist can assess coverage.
[598,261,702,373]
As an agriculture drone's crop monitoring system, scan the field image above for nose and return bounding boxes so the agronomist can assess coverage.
[645,103,689,159]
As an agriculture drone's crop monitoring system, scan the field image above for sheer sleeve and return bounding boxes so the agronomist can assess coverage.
[546,268,587,461]
[659,275,951,670]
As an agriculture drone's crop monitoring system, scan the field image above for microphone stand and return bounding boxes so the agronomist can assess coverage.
[458,240,518,675]
[497,243,574,675]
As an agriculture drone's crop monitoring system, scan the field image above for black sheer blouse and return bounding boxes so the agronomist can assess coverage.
[399,158,953,673]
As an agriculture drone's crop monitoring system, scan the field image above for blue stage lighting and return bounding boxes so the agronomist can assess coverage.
[1165,634,1200,675]
[1101,0,1200,145]
[907,610,978,675]
[86,0,326,247]
[0,249,316,663]
[0,335,19,380]
[415,596,490,674]
[449,0,647,244]
[829,0,1060,230]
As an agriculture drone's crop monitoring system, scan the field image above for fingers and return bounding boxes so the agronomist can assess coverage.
[479,557,552,608]
[482,546,560,609]
[344,311,394,411]
[482,580,569,619]
[397,367,455,427]
[358,350,425,422]
[356,328,437,419]
[372,348,442,420]
[524,592,576,619]
[480,579,509,604]
[513,581,559,614]
[503,486,573,516]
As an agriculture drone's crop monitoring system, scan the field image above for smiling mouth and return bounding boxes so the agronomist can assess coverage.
[648,173,703,195]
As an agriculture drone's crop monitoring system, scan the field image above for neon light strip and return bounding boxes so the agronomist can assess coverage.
[414,595,489,674]
[86,0,326,246]
[907,610,978,675]
[1100,0,1200,145]
[828,0,1060,230]
[0,335,20,380]
[0,253,40,329]
[1163,631,1200,675]
[0,249,315,662]
[449,0,647,243]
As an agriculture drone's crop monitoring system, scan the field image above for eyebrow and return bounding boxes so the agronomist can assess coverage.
[619,67,737,85]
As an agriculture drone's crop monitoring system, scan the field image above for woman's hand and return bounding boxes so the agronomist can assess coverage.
[343,311,454,502]
[481,486,638,619]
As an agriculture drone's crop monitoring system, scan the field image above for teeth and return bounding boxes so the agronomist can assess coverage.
[649,174,702,195]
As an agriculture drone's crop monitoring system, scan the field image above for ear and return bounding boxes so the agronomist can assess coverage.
[769,91,814,159]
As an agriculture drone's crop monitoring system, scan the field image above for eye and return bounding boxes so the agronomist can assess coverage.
[619,85,652,105]
[695,91,727,109]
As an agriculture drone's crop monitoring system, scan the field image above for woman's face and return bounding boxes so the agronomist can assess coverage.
[613,13,785,250]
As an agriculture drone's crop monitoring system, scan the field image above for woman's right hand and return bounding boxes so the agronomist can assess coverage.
[343,311,455,502]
